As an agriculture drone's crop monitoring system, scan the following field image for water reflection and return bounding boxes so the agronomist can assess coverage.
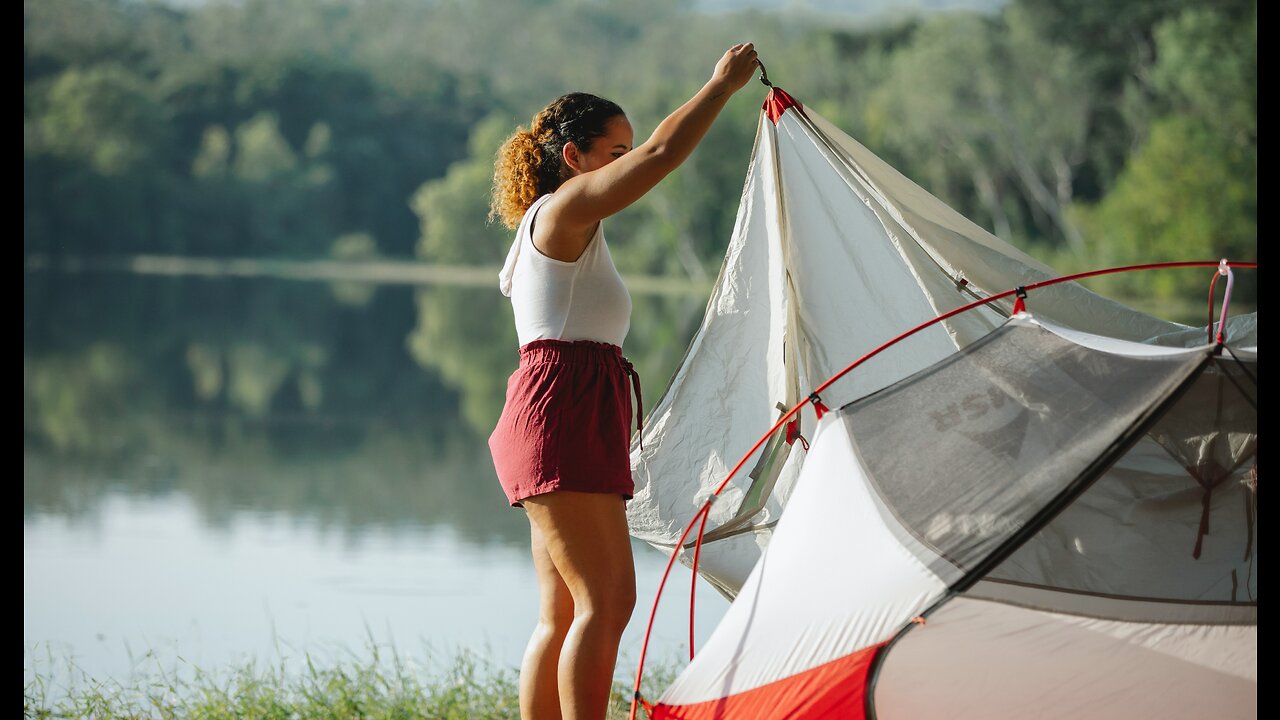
[25,270,705,539]
[25,268,722,694]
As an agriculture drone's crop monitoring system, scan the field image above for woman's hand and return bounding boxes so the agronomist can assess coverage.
[709,43,760,94]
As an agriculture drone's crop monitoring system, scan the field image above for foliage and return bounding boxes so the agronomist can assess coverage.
[1066,1,1256,305]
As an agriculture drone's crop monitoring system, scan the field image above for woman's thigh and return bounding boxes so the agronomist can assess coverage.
[522,491,635,613]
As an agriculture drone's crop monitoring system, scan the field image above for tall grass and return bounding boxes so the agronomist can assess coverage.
[24,637,683,720]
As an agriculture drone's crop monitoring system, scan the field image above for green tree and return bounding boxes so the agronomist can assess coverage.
[1149,3,1256,145]
[1068,3,1256,310]
[867,10,1094,250]
[25,62,174,256]
[35,63,168,176]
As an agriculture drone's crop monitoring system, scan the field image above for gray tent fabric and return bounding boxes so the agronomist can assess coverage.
[980,353,1258,612]
[843,317,1213,583]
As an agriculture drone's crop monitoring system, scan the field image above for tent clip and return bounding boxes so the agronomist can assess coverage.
[1012,286,1028,315]
[808,391,830,419]
[633,690,655,717]
[785,417,810,451]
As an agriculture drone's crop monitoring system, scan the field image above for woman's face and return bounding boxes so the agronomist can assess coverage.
[566,114,634,175]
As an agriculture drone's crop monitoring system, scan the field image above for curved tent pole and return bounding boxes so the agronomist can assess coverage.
[629,259,1258,720]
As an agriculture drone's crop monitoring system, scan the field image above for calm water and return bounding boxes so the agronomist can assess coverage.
[24,268,726,699]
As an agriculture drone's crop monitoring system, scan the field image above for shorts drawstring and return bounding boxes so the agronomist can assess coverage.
[621,357,644,451]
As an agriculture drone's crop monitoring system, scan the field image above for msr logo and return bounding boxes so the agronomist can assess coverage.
[927,386,1011,431]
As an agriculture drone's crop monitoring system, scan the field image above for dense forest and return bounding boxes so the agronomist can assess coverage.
[25,0,1257,452]
[26,0,1257,289]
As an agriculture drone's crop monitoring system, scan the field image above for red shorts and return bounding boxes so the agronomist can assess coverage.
[487,339,643,508]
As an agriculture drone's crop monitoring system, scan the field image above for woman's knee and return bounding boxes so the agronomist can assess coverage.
[576,568,636,628]
[542,586,576,633]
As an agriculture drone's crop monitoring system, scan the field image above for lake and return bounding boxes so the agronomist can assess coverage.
[23,264,727,701]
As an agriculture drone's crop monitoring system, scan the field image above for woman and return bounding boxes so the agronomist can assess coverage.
[487,43,760,720]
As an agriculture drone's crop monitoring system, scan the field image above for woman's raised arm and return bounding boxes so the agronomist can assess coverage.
[543,43,761,237]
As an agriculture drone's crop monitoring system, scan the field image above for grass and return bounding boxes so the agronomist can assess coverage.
[24,637,684,720]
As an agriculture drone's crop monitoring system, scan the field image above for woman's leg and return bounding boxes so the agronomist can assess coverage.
[522,490,636,720]
[521,514,576,719]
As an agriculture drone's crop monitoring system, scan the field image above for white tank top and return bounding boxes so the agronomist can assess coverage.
[498,194,632,347]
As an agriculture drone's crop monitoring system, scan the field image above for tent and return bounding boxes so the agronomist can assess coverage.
[627,88,1257,718]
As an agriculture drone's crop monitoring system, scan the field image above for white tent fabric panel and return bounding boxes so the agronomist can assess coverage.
[875,597,1257,719]
[663,529,778,601]
[772,111,1003,407]
[1037,319,1231,357]
[658,414,947,707]
[628,118,804,555]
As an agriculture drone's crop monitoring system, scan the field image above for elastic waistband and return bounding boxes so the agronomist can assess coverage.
[517,338,645,450]
[519,338,625,366]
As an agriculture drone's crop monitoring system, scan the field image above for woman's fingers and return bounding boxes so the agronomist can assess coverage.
[713,42,762,91]
[732,44,758,81]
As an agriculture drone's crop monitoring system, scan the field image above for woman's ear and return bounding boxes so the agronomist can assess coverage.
[562,141,582,174]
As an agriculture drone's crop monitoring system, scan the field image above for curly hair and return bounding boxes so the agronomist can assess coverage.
[489,92,626,229]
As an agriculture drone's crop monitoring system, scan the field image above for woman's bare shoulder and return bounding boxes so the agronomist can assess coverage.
[530,193,598,264]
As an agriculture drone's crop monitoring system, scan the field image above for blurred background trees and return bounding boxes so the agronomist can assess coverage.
[25,0,1256,443]
[26,0,1256,304]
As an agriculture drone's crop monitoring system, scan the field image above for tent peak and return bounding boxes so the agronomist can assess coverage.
[763,87,803,125]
